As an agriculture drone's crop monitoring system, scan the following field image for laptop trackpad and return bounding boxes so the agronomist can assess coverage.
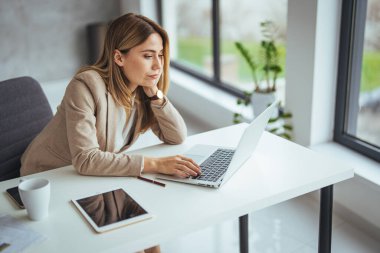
[184,154,205,164]
[183,145,219,164]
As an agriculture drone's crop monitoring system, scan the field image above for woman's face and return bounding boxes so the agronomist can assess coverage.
[115,33,164,91]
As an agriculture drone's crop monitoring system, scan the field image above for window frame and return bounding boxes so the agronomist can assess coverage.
[334,0,380,162]
[158,0,245,98]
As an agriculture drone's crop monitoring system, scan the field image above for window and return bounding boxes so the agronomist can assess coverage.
[162,0,213,77]
[335,0,380,162]
[160,0,287,99]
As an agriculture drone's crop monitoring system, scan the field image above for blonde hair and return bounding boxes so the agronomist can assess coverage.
[78,13,170,132]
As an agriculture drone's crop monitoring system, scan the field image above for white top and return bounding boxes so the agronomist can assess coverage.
[0,123,354,253]
[114,95,167,151]
[114,106,136,152]
[114,94,137,152]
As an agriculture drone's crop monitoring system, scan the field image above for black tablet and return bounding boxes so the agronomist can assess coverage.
[72,188,152,233]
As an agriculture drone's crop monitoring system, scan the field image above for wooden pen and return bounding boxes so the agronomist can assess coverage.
[137,176,166,187]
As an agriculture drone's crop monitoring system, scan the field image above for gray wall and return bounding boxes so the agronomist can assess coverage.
[0,0,120,82]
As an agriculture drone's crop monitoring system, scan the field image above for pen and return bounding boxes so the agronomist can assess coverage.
[137,176,166,187]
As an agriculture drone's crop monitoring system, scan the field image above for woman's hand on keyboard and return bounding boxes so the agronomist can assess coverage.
[143,155,201,178]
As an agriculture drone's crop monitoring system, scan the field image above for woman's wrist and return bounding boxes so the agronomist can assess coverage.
[150,97,165,106]
[143,157,160,174]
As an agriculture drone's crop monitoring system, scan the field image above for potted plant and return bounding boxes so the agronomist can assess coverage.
[233,20,293,140]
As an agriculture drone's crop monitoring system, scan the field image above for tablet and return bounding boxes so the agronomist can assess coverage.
[72,188,152,233]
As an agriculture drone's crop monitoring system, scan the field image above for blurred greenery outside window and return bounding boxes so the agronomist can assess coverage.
[162,0,378,95]
[351,0,380,147]
[161,0,379,156]
[163,0,213,77]
[162,0,287,99]
[335,0,380,161]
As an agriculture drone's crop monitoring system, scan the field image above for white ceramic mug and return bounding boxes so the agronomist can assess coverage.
[18,178,50,221]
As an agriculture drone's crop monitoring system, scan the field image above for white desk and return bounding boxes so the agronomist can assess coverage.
[0,123,353,253]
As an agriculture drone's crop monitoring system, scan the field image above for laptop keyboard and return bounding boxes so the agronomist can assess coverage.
[193,148,235,182]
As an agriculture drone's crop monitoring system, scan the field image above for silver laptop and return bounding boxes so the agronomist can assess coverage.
[156,100,279,188]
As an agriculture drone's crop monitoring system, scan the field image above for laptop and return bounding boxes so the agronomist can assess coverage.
[156,100,279,188]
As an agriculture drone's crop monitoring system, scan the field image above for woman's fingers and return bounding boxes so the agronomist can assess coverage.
[177,160,201,176]
[183,156,201,169]
[173,168,191,178]
[177,155,201,174]
[176,164,198,177]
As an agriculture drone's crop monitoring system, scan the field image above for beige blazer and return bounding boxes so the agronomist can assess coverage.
[20,70,187,176]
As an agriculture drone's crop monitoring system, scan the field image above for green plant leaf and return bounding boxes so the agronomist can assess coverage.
[279,133,292,140]
[235,42,259,86]
[268,117,279,123]
[235,42,257,71]
[269,128,279,133]
[281,112,293,118]
[243,91,252,97]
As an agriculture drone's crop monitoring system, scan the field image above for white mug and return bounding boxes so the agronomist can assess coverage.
[18,178,50,221]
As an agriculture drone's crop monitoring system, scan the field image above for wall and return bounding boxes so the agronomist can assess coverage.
[285,0,317,146]
[311,0,341,145]
[285,0,341,147]
[0,0,120,83]
[119,0,158,22]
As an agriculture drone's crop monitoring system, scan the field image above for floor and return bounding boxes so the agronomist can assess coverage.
[41,81,380,253]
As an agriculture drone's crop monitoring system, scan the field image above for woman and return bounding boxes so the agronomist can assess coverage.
[20,13,201,179]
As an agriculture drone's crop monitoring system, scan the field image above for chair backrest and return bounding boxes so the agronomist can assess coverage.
[0,77,53,181]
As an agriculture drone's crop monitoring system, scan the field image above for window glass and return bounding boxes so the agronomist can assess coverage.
[347,0,380,147]
[220,0,287,101]
[162,0,213,77]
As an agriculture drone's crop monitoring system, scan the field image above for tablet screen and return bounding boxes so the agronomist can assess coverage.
[74,188,149,229]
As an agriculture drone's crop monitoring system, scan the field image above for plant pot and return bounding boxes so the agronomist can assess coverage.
[251,91,277,118]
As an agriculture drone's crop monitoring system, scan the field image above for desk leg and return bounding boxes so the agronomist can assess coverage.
[318,185,333,253]
[239,214,249,253]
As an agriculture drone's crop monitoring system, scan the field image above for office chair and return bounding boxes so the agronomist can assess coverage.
[0,76,53,181]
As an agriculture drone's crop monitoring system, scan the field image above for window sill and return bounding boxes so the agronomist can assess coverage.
[310,142,380,188]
